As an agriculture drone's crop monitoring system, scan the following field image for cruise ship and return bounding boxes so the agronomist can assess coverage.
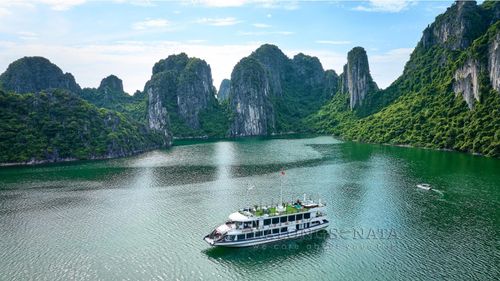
[204,196,329,247]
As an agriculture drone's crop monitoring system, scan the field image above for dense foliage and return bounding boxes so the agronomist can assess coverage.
[311,20,500,157]
[0,90,163,163]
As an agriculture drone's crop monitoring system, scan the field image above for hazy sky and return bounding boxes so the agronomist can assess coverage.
[0,0,458,94]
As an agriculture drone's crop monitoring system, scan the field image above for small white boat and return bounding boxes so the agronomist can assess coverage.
[417,183,432,190]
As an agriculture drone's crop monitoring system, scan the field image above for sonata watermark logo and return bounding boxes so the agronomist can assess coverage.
[252,227,400,250]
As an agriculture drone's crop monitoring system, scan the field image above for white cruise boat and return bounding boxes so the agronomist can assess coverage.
[204,197,329,247]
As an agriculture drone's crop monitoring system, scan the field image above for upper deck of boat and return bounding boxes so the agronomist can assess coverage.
[232,200,325,221]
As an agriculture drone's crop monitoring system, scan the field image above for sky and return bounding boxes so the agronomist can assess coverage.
[0,0,460,94]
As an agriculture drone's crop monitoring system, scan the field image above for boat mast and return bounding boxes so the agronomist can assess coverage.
[280,169,285,207]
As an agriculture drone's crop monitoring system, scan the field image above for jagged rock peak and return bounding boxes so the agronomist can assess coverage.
[152,53,190,75]
[249,44,289,97]
[341,47,378,109]
[217,79,231,101]
[98,75,124,93]
[0,56,81,94]
[420,1,493,51]
[229,57,274,137]
[292,53,325,87]
[145,53,216,138]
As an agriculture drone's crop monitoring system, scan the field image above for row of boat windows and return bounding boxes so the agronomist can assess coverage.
[239,212,312,229]
[264,212,311,224]
[227,221,321,241]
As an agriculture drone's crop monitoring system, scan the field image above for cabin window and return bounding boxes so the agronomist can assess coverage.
[311,221,319,226]
[288,215,295,222]
[296,214,303,220]
[225,235,235,241]
[243,222,252,228]
[304,212,311,219]
[272,217,279,224]
[252,221,258,228]
[264,230,271,236]
[281,227,287,233]
[246,232,254,239]
[280,216,287,223]
[255,231,263,237]
[272,228,279,234]
[264,219,271,226]
[237,234,245,241]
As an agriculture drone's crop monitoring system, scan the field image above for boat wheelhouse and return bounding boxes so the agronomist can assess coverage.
[204,197,329,247]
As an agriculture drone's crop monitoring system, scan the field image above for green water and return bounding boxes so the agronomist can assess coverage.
[0,136,499,280]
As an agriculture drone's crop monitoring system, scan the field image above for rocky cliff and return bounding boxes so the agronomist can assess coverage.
[340,47,378,109]
[217,79,231,101]
[145,53,219,138]
[249,44,289,97]
[488,31,500,92]
[453,58,481,109]
[0,56,81,94]
[421,1,499,51]
[229,57,274,136]
[311,0,500,157]
[228,44,336,135]
[453,21,500,109]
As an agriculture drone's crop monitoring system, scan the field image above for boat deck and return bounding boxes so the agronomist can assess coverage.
[240,201,323,218]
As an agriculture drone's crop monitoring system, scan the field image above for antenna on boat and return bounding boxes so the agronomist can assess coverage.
[280,168,285,207]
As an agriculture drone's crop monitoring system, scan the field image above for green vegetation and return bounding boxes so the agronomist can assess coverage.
[310,21,500,157]
[0,89,163,163]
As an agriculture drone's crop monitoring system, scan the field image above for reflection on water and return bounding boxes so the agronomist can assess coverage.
[0,136,499,280]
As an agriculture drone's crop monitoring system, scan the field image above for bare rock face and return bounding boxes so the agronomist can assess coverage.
[145,72,173,146]
[0,56,81,94]
[422,1,480,50]
[453,58,481,109]
[145,53,217,139]
[453,27,500,109]
[249,44,289,97]
[229,57,274,136]
[177,59,216,129]
[341,47,378,109]
[217,79,231,101]
[488,32,500,92]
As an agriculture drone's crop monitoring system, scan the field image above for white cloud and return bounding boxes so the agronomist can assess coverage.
[191,0,248,7]
[132,18,170,30]
[188,0,299,10]
[239,31,294,36]
[18,31,38,40]
[0,40,262,93]
[253,23,271,28]
[353,0,416,13]
[196,17,241,26]
[315,40,352,45]
[186,39,207,44]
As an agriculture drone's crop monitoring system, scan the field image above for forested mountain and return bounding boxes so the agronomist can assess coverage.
[227,44,338,136]
[310,0,500,157]
[0,58,166,164]
[0,1,498,165]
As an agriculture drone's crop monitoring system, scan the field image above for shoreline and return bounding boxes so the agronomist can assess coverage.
[1,134,495,167]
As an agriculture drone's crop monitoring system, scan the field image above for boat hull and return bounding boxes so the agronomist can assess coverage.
[204,222,329,248]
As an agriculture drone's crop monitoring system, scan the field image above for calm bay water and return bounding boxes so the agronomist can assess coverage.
[0,136,499,280]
